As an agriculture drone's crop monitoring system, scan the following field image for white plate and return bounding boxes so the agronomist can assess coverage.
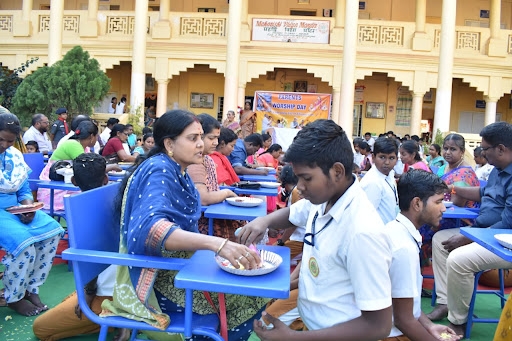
[108,170,126,176]
[225,197,263,207]
[258,181,281,189]
[215,249,282,276]
[443,201,453,208]
[495,234,512,249]
[256,167,275,171]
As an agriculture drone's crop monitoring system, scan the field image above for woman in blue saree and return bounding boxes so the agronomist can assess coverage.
[0,113,63,316]
[101,110,269,340]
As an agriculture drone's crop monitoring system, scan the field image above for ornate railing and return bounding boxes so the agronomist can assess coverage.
[434,29,481,51]
[358,24,404,46]
[39,15,79,33]
[0,15,13,32]
[180,17,225,37]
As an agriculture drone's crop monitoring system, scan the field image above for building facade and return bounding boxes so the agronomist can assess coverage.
[1,0,512,138]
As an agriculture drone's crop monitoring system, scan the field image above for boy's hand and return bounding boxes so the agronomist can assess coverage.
[19,212,35,224]
[253,312,296,341]
[428,323,462,340]
[238,218,268,245]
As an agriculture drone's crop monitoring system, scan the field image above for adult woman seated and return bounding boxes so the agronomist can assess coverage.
[101,124,136,163]
[400,140,430,173]
[188,114,244,241]
[209,127,240,186]
[38,120,99,211]
[419,133,479,267]
[0,113,63,316]
[101,110,269,340]
[427,143,446,171]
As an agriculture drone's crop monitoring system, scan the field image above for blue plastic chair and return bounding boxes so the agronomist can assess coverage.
[23,153,45,192]
[61,183,222,341]
[479,179,488,188]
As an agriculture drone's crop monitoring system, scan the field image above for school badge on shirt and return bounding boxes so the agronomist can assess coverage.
[309,257,319,277]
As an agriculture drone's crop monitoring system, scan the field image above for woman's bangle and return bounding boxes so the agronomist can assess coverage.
[216,238,229,256]
[451,185,456,195]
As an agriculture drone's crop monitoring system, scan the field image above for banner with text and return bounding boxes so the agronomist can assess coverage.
[254,91,332,131]
[252,18,330,44]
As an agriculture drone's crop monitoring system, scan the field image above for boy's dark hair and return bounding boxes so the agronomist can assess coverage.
[244,133,263,148]
[284,119,353,178]
[72,153,106,191]
[373,137,398,155]
[218,127,238,146]
[142,127,153,135]
[197,113,221,135]
[364,132,372,137]
[397,169,448,211]
[358,141,371,152]
[71,115,91,131]
[410,135,420,142]
[480,121,512,149]
[107,117,119,126]
[279,164,298,186]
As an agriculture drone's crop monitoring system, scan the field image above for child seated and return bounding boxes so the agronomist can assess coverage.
[25,140,39,153]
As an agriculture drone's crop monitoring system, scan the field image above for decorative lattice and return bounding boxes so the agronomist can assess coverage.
[107,16,129,34]
[457,31,480,51]
[0,15,13,32]
[358,25,379,44]
[380,26,403,46]
[434,29,441,48]
[203,18,225,36]
[181,18,203,36]
[508,35,512,54]
[358,25,403,46]
[39,15,50,32]
[63,15,79,33]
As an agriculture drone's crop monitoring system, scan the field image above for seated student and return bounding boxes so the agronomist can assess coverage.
[210,127,240,186]
[383,170,461,341]
[32,153,130,341]
[25,140,40,153]
[360,137,399,224]
[239,119,393,341]
[359,141,373,171]
[473,146,494,181]
[227,133,270,176]
[353,137,364,168]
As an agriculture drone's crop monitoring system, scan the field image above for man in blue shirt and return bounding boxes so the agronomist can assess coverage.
[228,133,269,175]
[427,122,512,337]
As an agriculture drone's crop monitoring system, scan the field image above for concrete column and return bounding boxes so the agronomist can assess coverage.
[331,0,346,45]
[412,0,431,51]
[156,80,169,118]
[48,0,64,65]
[80,0,98,37]
[223,0,242,119]
[338,0,358,136]
[240,0,250,41]
[331,88,341,122]
[130,0,149,114]
[410,92,424,136]
[487,0,506,57]
[237,85,246,113]
[432,0,456,135]
[13,0,33,36]
[484,96,498,126]
[152,0,171,39]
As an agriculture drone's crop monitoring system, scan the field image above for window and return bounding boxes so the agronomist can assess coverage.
[395,90,412,127]
[198,8,216,13]
[290,10,317,16]
[217,97,224,121]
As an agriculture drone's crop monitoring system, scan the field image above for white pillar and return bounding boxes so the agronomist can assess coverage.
[237,85,246,113]
[415,0,426,32]
[153,0,171,38]
[223,1,242,119]
[48,0,64,65]
[130,0,149,114]
[331,0,346,46]
[410,92,424,136]
[432,0,457,135]
[490,0,500,39]
[331,88,341,123]
[88,0,98,20]
[338,0,358,136]
[22,0,33,21]
[484,96,498,126]
[13,0,33,36]
[240,0,250,41]
[156,80,168,118]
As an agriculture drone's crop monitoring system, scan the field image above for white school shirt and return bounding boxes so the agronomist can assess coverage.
[360,166,398,224]
[475,163,494,181]
[385,213,423,337]
[115,102,125,114]
[96,265,117,296]
[289,178,392,330]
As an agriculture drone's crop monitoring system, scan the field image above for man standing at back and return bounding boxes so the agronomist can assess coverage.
[49,108,69,149]
[99,118,119,146]
[22,113,52,154]
[427,121,512,337]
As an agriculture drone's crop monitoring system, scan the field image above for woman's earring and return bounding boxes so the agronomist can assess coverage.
[168,150,173,158]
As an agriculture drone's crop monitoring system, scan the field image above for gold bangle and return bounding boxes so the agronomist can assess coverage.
[216,238,229,256]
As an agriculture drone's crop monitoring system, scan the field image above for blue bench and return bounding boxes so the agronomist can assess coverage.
[61,182,222,341]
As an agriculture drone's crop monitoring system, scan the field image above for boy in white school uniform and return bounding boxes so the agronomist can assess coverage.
[360,137,399,224]
[239,119,393,341]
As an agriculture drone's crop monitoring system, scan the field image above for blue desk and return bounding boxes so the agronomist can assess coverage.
[203,201,266,235]
[37,181,80,216]
[442,206,479,228]
[175,245,290,297]
[108,174,125,182]
[239,174,277,182]
[117,163,134,170]
[460,228,512,262]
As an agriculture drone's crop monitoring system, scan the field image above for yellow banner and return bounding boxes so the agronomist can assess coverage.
[254,91,332,131]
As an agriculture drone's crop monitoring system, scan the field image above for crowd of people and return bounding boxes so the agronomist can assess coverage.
[1,104,512,341]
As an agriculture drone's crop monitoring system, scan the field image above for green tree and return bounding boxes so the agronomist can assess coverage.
[0,57,39,111]
[12,46,110,124]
